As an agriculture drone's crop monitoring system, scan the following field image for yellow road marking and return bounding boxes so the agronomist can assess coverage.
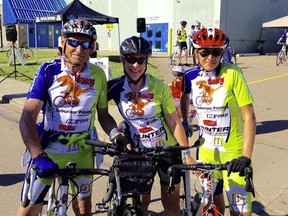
[248,74,288,85]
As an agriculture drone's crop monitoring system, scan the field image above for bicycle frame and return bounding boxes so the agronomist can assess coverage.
[23,162,110,216]
[168,163,255,216]
[276,43,287,66]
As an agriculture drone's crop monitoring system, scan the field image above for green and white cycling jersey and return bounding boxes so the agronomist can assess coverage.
[183,63,254,158]
[108,73,177,148]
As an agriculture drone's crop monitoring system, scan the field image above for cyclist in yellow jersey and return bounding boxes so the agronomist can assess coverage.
[176,21,188,66]
[180,28,256,216]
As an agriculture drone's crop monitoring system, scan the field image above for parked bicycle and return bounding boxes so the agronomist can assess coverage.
[276,42,287,66]
[168,163,255,216]
[21,161,110,216]
[86,139,203,216]
[6,41,33,60]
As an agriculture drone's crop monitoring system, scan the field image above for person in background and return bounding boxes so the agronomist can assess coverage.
[108,36,196,216]
[277,27,288,55]
[16,19,130,216]
[188,24,197,65]
[176,21,189,66]
[169,66,185,119]
[181,27,256,216]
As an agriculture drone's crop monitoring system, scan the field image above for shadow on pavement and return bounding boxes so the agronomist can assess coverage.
[256,120,288,134]
[0,173,25,186]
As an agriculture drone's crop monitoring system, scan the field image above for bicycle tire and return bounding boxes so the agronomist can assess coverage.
[276,50,284,66]
[122,204,142,216]
[21,48,33,60]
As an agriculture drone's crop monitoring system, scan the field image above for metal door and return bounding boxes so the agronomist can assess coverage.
[141,23,168,52]
[29,23,49,48]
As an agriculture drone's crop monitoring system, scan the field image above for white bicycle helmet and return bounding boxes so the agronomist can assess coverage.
[172,66,185,77]
[61,19,97,42]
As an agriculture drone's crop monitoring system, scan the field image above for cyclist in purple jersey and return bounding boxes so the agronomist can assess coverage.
[16,19,130,216]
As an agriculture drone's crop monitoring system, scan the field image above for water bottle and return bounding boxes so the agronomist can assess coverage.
[191,192,202,213]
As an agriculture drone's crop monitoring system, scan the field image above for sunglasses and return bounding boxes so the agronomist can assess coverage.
[125,56,147,64]
[198,49,223,58]
[67,39,91,49]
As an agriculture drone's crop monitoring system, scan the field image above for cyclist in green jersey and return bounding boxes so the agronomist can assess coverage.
[181,28,256,216]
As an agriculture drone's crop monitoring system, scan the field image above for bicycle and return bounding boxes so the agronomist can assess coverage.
[21,161,110,215]
[168,163,255,216]
[168,42,181,68]
[86,138,204,216]
[6,41,33,60]
[276,42,287,66]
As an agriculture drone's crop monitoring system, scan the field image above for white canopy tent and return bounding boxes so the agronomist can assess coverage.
[262,16,288,28]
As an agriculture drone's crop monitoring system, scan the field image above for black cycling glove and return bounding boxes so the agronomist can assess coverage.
[111,134,131,151]
[227,156,251,177]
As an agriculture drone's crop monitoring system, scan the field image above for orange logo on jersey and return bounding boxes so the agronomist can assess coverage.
[125,92,153,117]
[56,75,92,106]
[195,80,223,105]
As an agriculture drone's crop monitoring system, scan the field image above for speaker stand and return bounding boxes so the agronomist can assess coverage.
[0,42,32,83]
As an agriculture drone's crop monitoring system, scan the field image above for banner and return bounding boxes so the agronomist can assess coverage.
[90,57,112,81]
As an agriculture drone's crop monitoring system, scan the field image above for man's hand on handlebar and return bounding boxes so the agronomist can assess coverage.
[32,153,59,178]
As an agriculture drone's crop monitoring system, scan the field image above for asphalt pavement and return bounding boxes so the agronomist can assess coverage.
[0,52,288,215]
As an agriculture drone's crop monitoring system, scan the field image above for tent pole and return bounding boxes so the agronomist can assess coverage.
[117,23,121,55]
[34,22,38,63]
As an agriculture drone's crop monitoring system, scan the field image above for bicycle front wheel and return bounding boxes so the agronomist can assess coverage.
[21,48,34,60]
[122,204,142,216]
[276,50,284,66]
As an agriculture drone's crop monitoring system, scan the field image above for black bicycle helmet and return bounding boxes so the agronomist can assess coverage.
[120,36,152,57]
[180,21,187,26]
[61,19,97,42]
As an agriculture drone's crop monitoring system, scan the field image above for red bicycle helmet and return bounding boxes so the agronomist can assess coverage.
[192,28,229,49]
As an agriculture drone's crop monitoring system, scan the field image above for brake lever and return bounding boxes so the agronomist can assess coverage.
[244,167,255,197]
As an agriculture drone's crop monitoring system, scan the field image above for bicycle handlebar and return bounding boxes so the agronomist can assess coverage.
[86,138,204,157]
[168,163,255,197]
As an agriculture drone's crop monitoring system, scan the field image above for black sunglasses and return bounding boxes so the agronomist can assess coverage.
[67,39,91,50]
[125,56,147,64]
[198,49,223,58]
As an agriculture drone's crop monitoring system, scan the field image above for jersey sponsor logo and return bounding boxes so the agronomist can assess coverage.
[58,124,76,130]
[207,113,228,118]
[231,192,246,205]
[203,119,217,126]
[201,126,230,134]
[134,126,165,140]
[54,75,93,107]
[124,92,154,117]
[195,80,223,106]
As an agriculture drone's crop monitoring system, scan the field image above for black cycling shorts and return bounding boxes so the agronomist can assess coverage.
[156,144,183,185]
[178,41,188,51]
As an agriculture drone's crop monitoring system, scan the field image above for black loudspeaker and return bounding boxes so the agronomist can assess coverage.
[137,18,146,33]
[6,25,18,42]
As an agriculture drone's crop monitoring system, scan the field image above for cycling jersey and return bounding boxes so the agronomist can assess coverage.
[177,28,187,43]
[108,73,177,148]
[28,58,108,154]
[183,64,254,156]
[182,63,254,212]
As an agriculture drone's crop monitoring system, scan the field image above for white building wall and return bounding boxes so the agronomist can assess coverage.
[81,0,288,53]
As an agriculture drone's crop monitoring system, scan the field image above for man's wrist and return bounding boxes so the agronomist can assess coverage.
[182,150,191,156]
